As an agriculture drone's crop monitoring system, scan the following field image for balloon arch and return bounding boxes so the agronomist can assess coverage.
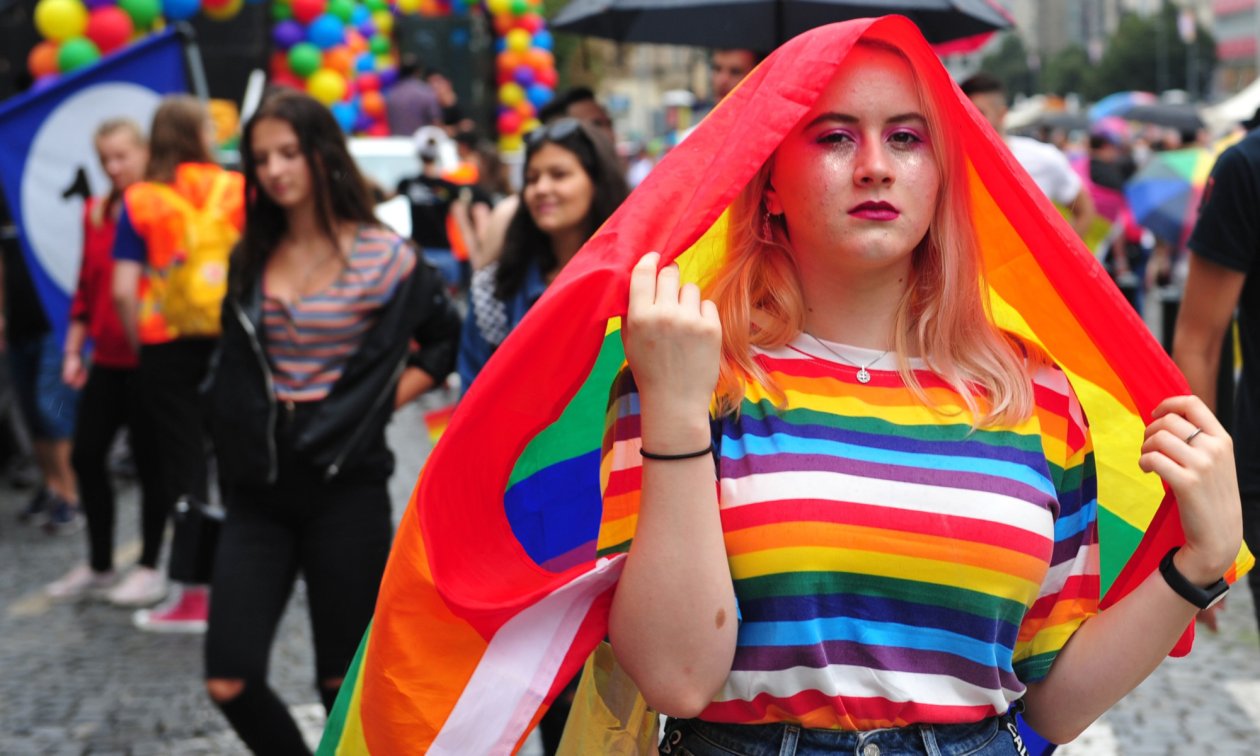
[26,0,557,150]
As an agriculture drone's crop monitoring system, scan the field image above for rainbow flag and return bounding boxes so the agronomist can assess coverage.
[320,16,1253,754]
[422,403,456,445]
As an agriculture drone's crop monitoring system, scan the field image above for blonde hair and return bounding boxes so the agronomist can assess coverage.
[706,40,1038,427]
[91,117,147,228]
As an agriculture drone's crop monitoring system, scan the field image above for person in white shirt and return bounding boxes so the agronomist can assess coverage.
[962,73,1097,239]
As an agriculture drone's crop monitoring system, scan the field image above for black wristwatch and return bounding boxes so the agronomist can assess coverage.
[1159,547,1229,610]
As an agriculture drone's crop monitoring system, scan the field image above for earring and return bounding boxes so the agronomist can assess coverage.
[761,210,780,239]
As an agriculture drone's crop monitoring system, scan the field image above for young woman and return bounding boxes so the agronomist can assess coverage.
[457,118,628,390]
[44,118,150,598]
[111,95,245,622]
[202,91,459,755]
[606,38,1242,755]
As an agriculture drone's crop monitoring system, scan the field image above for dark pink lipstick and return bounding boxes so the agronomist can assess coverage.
[848,201,899,221]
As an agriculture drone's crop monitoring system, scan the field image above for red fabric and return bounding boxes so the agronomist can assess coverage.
[75,197,138,368]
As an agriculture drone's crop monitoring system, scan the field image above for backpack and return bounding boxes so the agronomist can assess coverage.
[147,172,237,337]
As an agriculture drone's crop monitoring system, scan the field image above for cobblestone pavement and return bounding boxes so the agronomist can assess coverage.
[1,391,1258,754]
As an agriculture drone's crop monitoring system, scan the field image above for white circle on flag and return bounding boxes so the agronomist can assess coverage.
[21,83,161,294]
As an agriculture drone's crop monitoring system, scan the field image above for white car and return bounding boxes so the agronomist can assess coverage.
[347,136,422,194]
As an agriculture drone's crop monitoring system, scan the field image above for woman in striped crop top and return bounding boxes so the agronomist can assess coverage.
[201,92,459,754]
[604,35,1244,756]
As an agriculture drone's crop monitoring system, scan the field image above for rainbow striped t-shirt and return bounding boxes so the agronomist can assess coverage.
[262,226,416,403]
[598,335,1100,730]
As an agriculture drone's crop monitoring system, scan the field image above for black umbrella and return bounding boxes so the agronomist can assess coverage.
[1122,103,1204,133]
[550,0,1012,50]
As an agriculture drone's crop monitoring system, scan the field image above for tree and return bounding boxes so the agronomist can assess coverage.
[1091,1,1216,99]
[1041,45,1092,97]
[978,32,1033,99]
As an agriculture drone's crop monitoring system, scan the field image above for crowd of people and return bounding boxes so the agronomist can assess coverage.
[1,23,1255,755]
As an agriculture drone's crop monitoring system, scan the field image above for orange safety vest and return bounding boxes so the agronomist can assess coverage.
[124,163,244,345]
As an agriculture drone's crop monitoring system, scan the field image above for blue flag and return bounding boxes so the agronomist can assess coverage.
[0,30,188,341]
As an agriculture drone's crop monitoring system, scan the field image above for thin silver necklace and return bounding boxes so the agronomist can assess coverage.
[808,333,889,384]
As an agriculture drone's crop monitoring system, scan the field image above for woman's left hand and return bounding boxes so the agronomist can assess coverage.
[1139,395,1243,582]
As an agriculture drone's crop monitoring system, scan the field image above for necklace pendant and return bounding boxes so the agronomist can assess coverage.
[856,367,871,384]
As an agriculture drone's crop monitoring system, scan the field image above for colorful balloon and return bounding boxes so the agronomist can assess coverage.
[327,0,354,21]
[498,133,522,153]
[513,64,534,87]
[273,19,305,49]
[271,0,293,19]
[287,42,323,78]
[57,36,100,72]
[534,65,557,88]
[499,82,524,108]
[368,34,390,56]
[360,90,385,118]
[526,83,552,110]
[85,6,134,54]
[290,0,325,24]
[370,9,391,35]
[308,14,345,49]
[497,110,522,135]
[532,29,553,51]
[160,0,200,22]
[330,101,357,132]
[324,46,354,74]
[118,0,161,28]
[203,0,242,20]
[27,40,60,78]
[356,71,380,92]
[505,28,531,54]
[306,67,347,104]
[35,0,89,42]
[518,13,544,34]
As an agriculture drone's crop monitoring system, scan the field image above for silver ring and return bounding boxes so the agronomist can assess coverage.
[1185,427,1204,445]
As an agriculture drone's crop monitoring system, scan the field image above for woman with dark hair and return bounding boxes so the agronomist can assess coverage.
[111,95,243,623]
[202,90,459,754]
[457,118,628,390]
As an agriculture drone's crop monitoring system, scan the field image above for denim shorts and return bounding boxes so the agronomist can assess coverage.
[659,711,1031,756]
[8,332,79,440]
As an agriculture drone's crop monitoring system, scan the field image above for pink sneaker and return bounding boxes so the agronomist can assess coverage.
[132,585,209,633]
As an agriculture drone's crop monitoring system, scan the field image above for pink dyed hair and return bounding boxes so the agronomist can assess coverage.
[704,40,1038,426]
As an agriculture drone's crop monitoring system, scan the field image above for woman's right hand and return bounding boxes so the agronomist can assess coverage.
[623,252,722,420]
[61,352,88,389]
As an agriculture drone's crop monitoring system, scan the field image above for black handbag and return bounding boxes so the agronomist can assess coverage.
[168,495,224,584]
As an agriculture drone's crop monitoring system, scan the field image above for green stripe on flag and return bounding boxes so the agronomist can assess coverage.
[509,329,625,487]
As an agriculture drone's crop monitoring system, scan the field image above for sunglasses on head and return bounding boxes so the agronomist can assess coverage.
[524,117,585,149]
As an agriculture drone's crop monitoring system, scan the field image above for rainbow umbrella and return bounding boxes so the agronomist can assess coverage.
[1124,132,1242,245]
[1088,91,1157,122]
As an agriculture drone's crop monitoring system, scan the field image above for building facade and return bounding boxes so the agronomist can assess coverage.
[1213,0,1260,90]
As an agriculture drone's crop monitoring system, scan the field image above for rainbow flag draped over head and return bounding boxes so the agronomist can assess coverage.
[320,16,1253,754]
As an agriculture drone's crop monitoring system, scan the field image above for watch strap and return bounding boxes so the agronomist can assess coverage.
[1160,546,1229,611]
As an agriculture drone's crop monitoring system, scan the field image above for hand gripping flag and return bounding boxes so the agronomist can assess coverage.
[320,16,1253,754]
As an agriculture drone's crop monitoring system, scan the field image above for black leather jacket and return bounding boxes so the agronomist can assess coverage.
[204,253,460,487]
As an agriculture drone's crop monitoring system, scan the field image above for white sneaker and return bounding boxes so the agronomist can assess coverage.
[107,566,168,607]
[46,564,116,601]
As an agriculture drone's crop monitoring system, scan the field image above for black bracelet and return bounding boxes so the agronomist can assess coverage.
[640,445,713,461]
